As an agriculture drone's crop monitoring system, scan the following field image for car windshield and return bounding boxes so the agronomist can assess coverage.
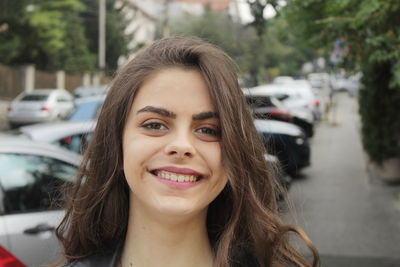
[273,93,290,101]
[69,101,102,121]
[20,94,49,101]
[246,96,275,108]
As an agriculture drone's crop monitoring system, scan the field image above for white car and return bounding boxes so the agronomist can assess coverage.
[278,79,322,120]
[308,72,330,89]
[19,121,97,154]
[7,89,75,127]
[330,73,362,95]
[0,135,81,266]
[244,83,317,123]
[73,85,108,99]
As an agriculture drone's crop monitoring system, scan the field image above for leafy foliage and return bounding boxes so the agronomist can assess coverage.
[169,8,259,75]
[0,0,94,73]
[246,0,279,37]
[262,12,318,77]
[0,0,130,74]
[169,6,317,84]
[285,0,400,162]
[80,0,131,74]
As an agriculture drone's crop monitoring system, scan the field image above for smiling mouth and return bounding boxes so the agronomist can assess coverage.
[150,170,203,182]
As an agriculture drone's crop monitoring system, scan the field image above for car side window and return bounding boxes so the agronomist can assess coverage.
[57,133,92,154]
[0,153,77,214]
[246,96,274,108]
[57,93,73,102]
[57,96,68,102]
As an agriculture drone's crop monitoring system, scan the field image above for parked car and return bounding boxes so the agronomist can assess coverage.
[244,91,293,121]
[265,154,292,192]
[262,79,322,121]
[307,72,330,89]
[68,95,105,122]
[277,79,322,121]
[330,72,362,96]
[243,87,315,137]
[0,245,25,267]
[7,89,74,128]
[19,121,96,154]
[0,135,81,266]
[255,119,310,177]
[73,85,108,99]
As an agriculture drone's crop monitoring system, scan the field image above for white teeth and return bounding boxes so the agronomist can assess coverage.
[156,170,198,182]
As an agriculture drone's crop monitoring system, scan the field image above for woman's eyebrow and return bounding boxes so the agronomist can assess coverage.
[136,106,176,118]
[192,111,219,120]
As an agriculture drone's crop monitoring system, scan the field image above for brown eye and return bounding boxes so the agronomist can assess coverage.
[142,122,167,131]
[197,127,219,137]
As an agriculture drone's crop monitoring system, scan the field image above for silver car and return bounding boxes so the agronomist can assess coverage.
[7,89,75,127]
[19,121,96,155]
[0,135,81,266]
[73,85,107,99]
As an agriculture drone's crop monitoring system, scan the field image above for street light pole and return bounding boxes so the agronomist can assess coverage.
[163,0,170,37]
[99,0,106,71]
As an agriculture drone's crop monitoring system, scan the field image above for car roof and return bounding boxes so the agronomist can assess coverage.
[69,96,105,121]
[243,83,313,97]
[254,119,303,136]
[0,134,81,166]
[242,84,282,96]
[22,89,66,94]
[19,121,97,142]
[75,85,107,90]
[74,95,106,104]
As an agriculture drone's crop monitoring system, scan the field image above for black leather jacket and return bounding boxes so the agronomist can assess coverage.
[60,245,121,267]
[60,244,258,267]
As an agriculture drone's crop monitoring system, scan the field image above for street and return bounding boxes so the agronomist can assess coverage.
[287,92,400,266]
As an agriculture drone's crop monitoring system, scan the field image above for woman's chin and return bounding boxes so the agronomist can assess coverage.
[145,198,208,223]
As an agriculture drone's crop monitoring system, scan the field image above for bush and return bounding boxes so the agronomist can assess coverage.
[359,59,400,163]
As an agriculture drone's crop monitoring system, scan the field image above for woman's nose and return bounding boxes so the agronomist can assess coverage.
[164,130,195,158]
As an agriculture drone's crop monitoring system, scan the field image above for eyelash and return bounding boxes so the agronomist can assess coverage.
[141,122,220,137]
[142,122,167,131]
[197,127,220,137]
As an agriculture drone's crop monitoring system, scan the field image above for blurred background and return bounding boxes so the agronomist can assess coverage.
[0,0,399,266]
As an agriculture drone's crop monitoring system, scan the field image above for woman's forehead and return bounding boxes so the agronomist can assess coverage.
[130,68,215,112]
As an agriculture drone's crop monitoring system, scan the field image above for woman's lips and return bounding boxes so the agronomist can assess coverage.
[149,166,205,189]
[152,166,204,176]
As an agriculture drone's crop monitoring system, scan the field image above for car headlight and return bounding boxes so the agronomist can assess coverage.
[295,137,305,145]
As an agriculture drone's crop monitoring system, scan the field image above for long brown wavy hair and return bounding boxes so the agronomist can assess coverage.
[56,36,319,267]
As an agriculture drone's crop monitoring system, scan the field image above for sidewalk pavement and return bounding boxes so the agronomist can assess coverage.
[287,92,400,266]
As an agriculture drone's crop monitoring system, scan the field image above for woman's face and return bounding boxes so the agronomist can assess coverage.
[122,67,228,220]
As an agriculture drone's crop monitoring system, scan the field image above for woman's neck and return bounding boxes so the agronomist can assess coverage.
[120,202,214,267]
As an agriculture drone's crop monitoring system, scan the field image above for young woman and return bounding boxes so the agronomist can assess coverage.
[56,36,319,267]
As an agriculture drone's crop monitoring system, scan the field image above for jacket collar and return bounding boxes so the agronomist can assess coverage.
[68,242,122,267]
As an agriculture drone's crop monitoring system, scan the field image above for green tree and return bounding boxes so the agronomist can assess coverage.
[80,0,130,74]
[261,11,319,77]
[169,7,259,77]
[285,0,400,163]
[0,0,94,73]
[168,6,318,84]
[246,0,279,38]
